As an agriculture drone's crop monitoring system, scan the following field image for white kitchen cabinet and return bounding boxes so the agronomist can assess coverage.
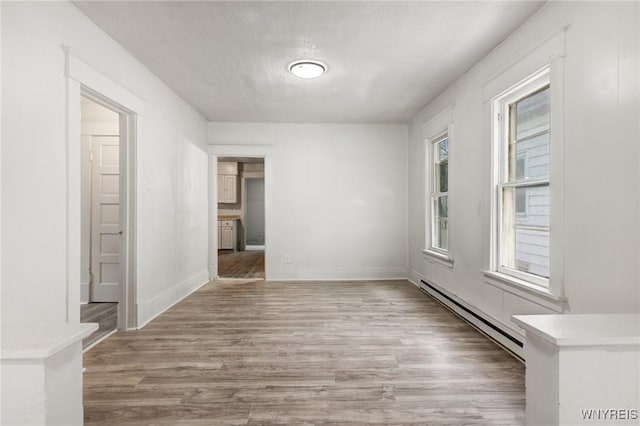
[217,162,238,204]
[218,220,237,250]
[218,161,238,175]
[217,175,237,203]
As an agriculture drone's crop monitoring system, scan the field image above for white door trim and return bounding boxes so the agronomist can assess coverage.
[208,145,273,280]
[65,47,142,329]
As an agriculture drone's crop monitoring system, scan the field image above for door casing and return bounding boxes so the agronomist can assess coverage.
[208,145,273,280]
[65,50,142,330]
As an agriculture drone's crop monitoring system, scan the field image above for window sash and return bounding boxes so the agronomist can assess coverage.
[430,134,449,253]
[497,181,550,287]
[431,194,448,252]
[495,79,550,288]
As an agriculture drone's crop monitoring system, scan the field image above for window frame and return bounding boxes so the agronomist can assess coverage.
[482,30,567,308]
[429,131,450,256]
[492,68,551,289]
[420,106,454,267]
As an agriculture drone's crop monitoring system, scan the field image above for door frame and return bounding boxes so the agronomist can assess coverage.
[208,145,273,280]
[65,49,142,329]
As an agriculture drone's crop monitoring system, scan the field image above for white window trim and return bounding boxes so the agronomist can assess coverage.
[421,248,454,269]
[483,270,566,313]
[430,132,449,252]
[491,67,551,289]
[486,57,566,302]
[421,106,455,267]
[496,68,551,288]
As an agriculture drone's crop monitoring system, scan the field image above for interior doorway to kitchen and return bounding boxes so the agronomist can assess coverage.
[217,157,265,279]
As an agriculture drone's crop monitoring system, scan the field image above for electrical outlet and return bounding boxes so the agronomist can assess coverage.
[284,254,291,264]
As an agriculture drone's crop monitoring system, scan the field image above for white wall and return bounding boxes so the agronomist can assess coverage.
[1,1,209,327]
[0,0,3,332]
[245,178,265,246]
[209,122,409,280]
[408,1,640,336]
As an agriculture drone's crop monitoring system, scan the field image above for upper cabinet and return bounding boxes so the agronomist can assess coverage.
[218,174,237,203]
[218,162,238,203]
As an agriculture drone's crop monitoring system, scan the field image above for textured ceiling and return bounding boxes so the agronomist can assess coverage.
[74,1,545,124]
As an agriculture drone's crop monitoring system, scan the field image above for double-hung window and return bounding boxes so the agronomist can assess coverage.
[493,69,550,288]
[421,106,454,266]
[431,134,449,253]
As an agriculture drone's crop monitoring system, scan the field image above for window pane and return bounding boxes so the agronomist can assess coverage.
[516,187,527,215]
[435,138,448,193]
[516,87,549,140]
[516,156,526,181]
[435,159,448,193]
[439,138,448,161]
[502,185,549,279]
[509,87,550,182]
[511,133,549,180]
[433,195,448,251]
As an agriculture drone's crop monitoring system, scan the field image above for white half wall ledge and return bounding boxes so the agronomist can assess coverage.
[513,313,640,347]
[1,322,97,360]
[1,323,97,426]
[514,314,640,426]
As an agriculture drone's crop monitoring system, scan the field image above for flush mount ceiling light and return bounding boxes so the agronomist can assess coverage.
[288,60,327,79]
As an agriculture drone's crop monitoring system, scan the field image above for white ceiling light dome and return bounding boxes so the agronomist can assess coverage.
[288,60,327,79]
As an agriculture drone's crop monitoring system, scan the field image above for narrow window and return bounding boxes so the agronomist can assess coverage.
[431,135,449,253]
[495,76,550,286]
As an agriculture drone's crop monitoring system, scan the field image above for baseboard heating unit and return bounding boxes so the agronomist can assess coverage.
[420,279,524,361]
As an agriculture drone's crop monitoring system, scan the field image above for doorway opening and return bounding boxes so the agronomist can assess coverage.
[217,157,265,279]
[79,92,134,348]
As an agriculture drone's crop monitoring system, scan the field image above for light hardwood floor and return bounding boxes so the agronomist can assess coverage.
[218,249,265,279]
[83,280,524,425]
[81,302,118,349]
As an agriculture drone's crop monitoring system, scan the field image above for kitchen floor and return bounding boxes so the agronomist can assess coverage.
[218,249,265,279]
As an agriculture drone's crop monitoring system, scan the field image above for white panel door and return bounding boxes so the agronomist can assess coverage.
[91,136,121,302]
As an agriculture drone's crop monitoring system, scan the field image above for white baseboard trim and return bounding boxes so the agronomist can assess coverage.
[269,266,409,281]
[273,277,410,283]
[82,329,117,353]
[80,282,90,304]
[136,270,209,329]
[245,245,265,251]
[408,270,524,360]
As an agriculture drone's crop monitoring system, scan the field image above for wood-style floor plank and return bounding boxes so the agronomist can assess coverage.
[81,302,118,349]
[218,250,265,279]
[83,280,524,425]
